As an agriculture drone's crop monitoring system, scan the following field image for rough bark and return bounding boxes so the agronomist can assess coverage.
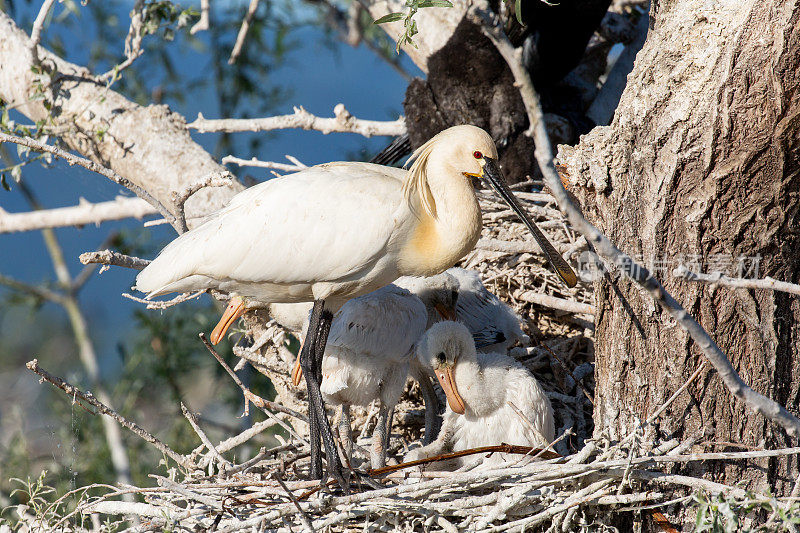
[558,0,800,494]
[0,11,242,224]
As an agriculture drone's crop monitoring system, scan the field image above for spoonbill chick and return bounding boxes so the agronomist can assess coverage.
[448,267,528,353]
[283,272,460,466]
[135,125,574,483]
[406,321,554,469]
[396,268,529,443]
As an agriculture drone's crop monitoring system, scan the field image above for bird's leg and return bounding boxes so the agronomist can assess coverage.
[303,299,346,488]
[370,403,390,470]
[299,300,324,478]
[384,406,395,453]
[338,404,353,466]
[411,360,443,445]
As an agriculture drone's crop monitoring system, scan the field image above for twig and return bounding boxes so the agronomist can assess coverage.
[190,0,210,34]
[29,0,56,64]
[96,0,145,83]
[199,333,306,422]
[674,265,800,297]
[171,171,233,233]
[536,342,594,405]
[122,290,205,309]
[367,444,560,477]
[189,104,406,137]
[515,290,594,315]
[0,272,64,303]
[79,250,151,270]
[222,154,308,173]
[180,403,232,473]
[72,233,120,293]
[26,359,194,470]
[0,132,177,230]
[472,2,800,439]
[272,473,315,533]
[229,0,261,64]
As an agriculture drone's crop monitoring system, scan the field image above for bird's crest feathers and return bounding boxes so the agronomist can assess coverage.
[402,136,438,220]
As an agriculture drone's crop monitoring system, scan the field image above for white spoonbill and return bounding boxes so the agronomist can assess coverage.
[282,272,459,464]
[396,268,529,444]
[448,267,528,353]
[135,125,575,483]
[405,321,554,469]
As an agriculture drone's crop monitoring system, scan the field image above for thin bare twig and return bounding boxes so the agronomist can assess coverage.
[674,265,800,297]
[171,171,233,233]
[472,3,800,439]
[96,0,146,84]
[122,290,205,309]
[79,250,151,271]
[181,403,232,473]
[190,0,211,34]
[26,359,194,470]
[198,333,309,425]
[0,132,177,230]
[189,104,405,137]
[229,0,261,64]
[222,154,308,173]
[72,233,120,293]
[272,473,315,533]
[29,0,56,64]
[0,272,64,303]
[515,290,594,315]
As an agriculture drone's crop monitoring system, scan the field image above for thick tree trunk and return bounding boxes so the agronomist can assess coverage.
[559,0,800,493]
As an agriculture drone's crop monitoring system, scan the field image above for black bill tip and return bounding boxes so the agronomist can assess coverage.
[480,156,578,288]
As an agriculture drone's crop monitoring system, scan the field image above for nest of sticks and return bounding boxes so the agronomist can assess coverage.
[16,190,797,532]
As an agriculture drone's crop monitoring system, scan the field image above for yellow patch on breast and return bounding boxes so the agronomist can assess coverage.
[401,212,455,276]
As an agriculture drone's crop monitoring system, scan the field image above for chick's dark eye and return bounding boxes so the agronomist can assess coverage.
[436,352,446,365]
[473,150,483,159]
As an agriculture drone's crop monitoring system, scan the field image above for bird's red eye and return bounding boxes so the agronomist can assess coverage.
[473,150,483,159]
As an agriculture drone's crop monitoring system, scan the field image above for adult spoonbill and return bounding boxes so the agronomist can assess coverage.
[406,321,554,469]
[135,125,574,483]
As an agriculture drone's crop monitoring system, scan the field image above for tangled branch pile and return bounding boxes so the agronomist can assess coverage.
[8,193,797,531]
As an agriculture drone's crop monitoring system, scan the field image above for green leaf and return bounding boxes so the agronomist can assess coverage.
[11,164,22,182]
[515,0,524,25]
[373,12,405,24]
[1,173,10,191]
[417,0,453,7]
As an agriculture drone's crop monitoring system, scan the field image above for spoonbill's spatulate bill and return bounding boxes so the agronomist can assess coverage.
[134,125,572,485]
[406,321,554,470]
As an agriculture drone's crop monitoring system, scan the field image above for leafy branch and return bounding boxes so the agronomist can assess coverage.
[373,0,453,53]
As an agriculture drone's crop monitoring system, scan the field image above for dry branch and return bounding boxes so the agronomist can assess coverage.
[515,290,594,315]
[29,0,56,64]
[188,104,406,137]
[471,3,800,439]
[674,265,800,297]
[222,154,308,172]
[26,358,194,470]
[229,0,261,64]
[0,132,177,230]
[0,196,156,234]
[191,0,210,34]
[172,172,234,233]
[79,249,151,270]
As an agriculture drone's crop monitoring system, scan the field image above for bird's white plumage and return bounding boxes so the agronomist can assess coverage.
[407,321,554,469]
[136,163,409,302]
[320,284,427,408]
[447,268,528,352]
